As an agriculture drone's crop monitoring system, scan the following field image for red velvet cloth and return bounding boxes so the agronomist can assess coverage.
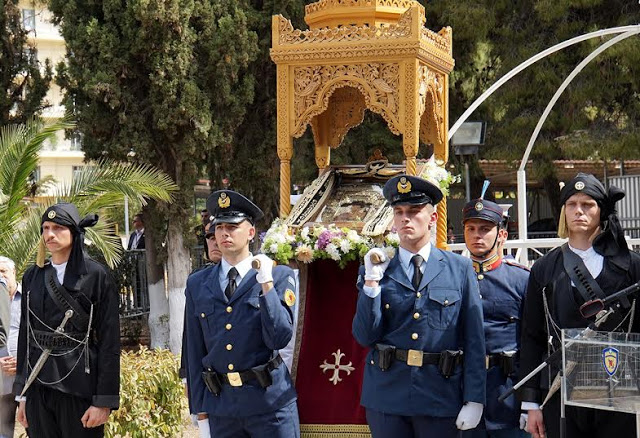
[296,260,368,425]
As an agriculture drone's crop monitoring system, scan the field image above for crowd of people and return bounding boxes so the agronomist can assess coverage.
[0,171,636,438]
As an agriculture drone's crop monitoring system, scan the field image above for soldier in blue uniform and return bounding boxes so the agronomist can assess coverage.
[185,190,299,438]
[461,197,530,438]
[352,175,486,438]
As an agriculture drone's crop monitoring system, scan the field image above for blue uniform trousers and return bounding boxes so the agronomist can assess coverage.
[366,409,459,438]
[209,401,300,438]
[463,428,530,438]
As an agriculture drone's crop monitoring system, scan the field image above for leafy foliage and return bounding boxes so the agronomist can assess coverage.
[0,119,177,276]
[106,347,185,438]
[0,0,52,124]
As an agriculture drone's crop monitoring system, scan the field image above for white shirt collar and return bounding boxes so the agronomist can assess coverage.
[398,243,431,270]
[220,254,253,282]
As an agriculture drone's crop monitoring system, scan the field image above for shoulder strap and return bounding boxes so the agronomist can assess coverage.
[44,266,90,330]
[561,244,606,302]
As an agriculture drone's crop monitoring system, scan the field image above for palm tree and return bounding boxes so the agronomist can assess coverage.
[0,118,177,276]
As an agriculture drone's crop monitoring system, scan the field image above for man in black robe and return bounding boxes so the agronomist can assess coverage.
[519,173,640,438]
[14,202,120,437]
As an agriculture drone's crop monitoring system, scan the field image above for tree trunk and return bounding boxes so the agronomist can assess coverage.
[144,205,170,349]
[166,217,191,354]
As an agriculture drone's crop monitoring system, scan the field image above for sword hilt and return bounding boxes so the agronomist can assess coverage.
[55,310,74,334]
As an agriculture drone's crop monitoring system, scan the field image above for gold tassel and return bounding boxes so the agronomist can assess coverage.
[557,205,568,239]
[36,236,46,268]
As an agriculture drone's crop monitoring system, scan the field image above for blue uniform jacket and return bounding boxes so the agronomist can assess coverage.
[352,247,486,417]
[185,262,297,417]
[477,259,529,430]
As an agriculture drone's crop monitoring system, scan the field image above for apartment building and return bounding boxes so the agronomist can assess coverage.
[19,1,85,198]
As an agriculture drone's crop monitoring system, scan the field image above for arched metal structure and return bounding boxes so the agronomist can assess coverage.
[448,25,640,261]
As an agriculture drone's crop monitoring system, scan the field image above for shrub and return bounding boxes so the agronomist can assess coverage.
[106,347,185,438]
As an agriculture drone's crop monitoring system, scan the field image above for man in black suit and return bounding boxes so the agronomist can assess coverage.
[127,214,145,250]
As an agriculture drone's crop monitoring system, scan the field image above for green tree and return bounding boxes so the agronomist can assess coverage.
[424,0,640,219]
[49,0,259,351]
[0,119,176,276]
[0,0,52,124]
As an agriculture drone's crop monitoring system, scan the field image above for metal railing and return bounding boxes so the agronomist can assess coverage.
[119,249,149,317]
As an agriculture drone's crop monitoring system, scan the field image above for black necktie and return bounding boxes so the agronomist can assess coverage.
[225,267,238,300]
[411,255,423,290]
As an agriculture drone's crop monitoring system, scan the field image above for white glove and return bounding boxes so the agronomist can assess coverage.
[519,412,528,431]
[455,402,483,430]
[364,248,391,281]
[253,254,274,284]
[198,418,211,438]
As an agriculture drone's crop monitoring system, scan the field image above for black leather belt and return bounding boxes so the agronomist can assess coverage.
[212,355,283,388]
[394,348,442,367]
[32,330,84,349]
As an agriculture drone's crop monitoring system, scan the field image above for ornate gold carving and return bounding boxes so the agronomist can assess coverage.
[310,87,367,151]
[403,60,419,162]
[294,63,400,137]
[278,14,413,46]
[418,68,445,147]
[305,0,415,15]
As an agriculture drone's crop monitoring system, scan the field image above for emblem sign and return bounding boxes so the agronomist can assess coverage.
[284,289,296,307]
[602,347,619,376]
[475,202,484,211]
[218,193,231,209]
[47,210,56,219]
[397,177,412,194]
[575,181,585,190]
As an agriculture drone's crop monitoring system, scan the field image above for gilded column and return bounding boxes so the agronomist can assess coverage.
[277,64,294,218]
[402,60,420,176]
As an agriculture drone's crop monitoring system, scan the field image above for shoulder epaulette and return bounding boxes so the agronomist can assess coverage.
[503,258,530,271]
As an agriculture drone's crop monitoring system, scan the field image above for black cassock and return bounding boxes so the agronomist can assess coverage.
[519,247,640,438]
[14,258,120,437]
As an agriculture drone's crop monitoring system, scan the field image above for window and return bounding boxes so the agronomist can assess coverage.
[22,9,35,32]
[70,131,83,151]
[30,166,41,183]
[72,165,84,180]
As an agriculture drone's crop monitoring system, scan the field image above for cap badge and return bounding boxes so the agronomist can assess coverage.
[47,210,56,219]
[575,181,585,190]
[284,289,296,307]
[475,202,484,211]
[218,193,231,209]
[397,177,412,194]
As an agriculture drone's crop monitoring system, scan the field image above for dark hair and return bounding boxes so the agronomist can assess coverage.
[133,214,144,223]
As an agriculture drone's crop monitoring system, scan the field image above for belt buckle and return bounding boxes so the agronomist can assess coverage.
[407,349,423,367]
[227,372,243,387]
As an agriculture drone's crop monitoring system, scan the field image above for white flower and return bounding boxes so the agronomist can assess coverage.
[346,229,360,243]
[295,244,314,263]
[300,227,310,241]
[269,243,279,254]
[325,243,341,261]
[385,232,399,245]
[273,233,286,244]
[339,239,352,254]
[383,246,397,260]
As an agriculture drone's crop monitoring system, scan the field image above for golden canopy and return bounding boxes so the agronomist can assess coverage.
[271,0,454,248]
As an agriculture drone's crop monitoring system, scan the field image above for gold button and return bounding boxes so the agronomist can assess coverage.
[479,294,483,299]
[478,274,484,280]
[413,312,420,320]
[226,306,232,313]
[226,344,233,351]
[416,292,422,298]
[370,360,374,365]
[384,303,390,309]
[228,364,234,371]
[200,313,206,318]
[411,333,418,340]
[444,299,449,306]
[225,323,232,330]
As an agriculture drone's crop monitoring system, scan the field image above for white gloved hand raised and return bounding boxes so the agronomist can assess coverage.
[455,402,483,430]
[197,418,211,438]
[252,254,274,284]
[519,412,528,431]
[364,248,391,282]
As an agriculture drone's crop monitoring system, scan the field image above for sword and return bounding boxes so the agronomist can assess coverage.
[20,309,74,396]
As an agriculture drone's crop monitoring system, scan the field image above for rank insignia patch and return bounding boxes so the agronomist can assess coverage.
[397,177,412,194]
[284,289,296,307]
[47,210,56,219]
[602,347,619,376]
[218,193,230,209]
